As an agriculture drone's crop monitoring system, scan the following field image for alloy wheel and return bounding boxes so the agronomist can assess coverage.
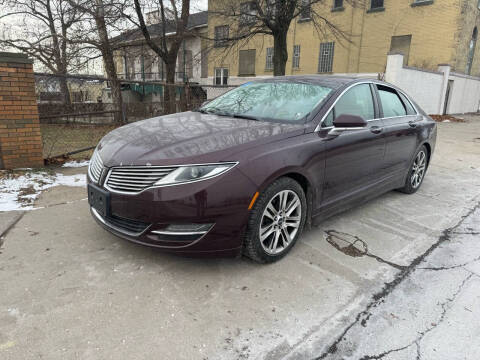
[259,190,302,255]
[411,150,427,189]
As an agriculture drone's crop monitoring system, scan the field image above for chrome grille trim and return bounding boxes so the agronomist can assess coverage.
[88,150,103,184]
[105,166,178,194]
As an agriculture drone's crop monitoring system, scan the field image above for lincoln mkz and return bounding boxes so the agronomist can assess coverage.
[87,76,436,263]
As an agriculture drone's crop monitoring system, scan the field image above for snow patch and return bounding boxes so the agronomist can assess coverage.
[0,171,86,212]
[62,160,89,168]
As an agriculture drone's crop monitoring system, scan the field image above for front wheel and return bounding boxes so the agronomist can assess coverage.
[243,177,307,263]
[398,145,428,194]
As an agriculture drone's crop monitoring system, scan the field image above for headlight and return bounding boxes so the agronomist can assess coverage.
[154,162,238,186]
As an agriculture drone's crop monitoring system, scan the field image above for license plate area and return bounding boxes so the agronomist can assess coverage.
[88,183,110,217]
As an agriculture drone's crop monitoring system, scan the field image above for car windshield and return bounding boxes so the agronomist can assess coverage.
[200,82,333,122]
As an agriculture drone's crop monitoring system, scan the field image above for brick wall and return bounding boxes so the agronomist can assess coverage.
[207,0,480,78]
[0,52,43,169]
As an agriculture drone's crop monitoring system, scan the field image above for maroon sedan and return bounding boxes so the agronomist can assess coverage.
[87,76,436,263]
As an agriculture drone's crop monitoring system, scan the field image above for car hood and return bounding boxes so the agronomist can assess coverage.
[97,111,305,166]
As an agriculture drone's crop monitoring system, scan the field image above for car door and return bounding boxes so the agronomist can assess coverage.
[319,83,386,207]
[375,85,420,177]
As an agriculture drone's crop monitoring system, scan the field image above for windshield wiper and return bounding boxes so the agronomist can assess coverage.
[232,114,259,121]
[197,107,226,115]
[198,108,259,121]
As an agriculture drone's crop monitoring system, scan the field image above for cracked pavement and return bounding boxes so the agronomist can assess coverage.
[1,115,480,359]
[314,202,480,360]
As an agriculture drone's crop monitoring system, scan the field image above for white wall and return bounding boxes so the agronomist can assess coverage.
[385,54,480,115]
[385,54,445,114]
[447,72,480,114]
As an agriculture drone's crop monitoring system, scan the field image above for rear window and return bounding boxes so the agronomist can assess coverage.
[399,92,417,115]
[377,85,407,118]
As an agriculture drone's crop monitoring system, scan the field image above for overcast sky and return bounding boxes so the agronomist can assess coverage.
[192,0,208,12]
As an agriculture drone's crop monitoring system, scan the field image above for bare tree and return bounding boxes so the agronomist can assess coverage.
[210,0,362,76]
[125,0,191,114]
[0,0,85,104]
[68,0,127,122]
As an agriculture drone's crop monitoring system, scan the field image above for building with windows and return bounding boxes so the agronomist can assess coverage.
[207,0,480,85]
[112,11,209,83]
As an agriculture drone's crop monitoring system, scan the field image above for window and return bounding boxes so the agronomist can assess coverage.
[370,0,384,9]
[318,42,335,73]
[177,53,185,81]
[324,110,334,127]
[239,49,256,76]
[157,58,165,80]
[201,49,208,78]
[201,82,332,123]
[214,25,229,47]
[328,84,375,127]
[300,0,311,20]
[185,50,193,79]
[240,2,257,26]
[390,35,412,66]
[399,92,417,115]
[333,0,343,8]
[265,47,273,70]
[214,68,228,85]
[466,27,478,75]
[377,86,407,118]
[293,45,301,68]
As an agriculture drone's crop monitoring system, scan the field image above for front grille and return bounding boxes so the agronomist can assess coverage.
[88,150,103,183]
[105,166,177,193]
[105,213,150,234]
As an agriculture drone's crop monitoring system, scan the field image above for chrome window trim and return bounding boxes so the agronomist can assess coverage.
[103,161,239,195]
[314,81,419,132]
[91,207,150,237]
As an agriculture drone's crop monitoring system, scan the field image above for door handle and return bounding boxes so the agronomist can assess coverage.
[370,126,383,134]
[408,120,417,128]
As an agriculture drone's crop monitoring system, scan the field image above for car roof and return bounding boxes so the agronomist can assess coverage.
[255,75,374,90]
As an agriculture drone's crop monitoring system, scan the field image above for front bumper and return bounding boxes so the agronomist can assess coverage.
[88,167,257,256]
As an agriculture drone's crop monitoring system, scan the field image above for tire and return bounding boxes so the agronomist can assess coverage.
[398,145,428,194]
[243,177,307,263]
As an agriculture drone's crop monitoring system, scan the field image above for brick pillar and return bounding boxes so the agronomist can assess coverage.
[0,52,43,169]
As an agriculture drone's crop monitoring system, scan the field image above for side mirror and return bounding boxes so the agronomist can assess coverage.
[333,114,367,128]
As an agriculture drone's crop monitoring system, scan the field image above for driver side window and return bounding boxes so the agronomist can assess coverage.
[323,84,375,127]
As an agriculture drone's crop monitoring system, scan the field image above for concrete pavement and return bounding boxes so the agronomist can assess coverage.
[314,202,480,360]
[1,115,479,360]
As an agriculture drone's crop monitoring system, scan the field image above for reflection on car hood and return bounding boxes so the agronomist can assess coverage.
[97,111,305,166]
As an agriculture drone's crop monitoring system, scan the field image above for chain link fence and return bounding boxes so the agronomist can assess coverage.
[35,73,236,160]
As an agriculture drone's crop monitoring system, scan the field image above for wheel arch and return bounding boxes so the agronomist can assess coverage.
[423,142,432,166]
[257,169,315,229]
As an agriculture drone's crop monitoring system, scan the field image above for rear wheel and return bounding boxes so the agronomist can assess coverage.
[243,177,307,263]
[398,145,428,194]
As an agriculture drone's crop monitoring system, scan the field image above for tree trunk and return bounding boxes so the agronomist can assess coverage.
[59,75,71,106]
[273,30,289,76]
[164,61,176,114]
[95,0,124,123]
